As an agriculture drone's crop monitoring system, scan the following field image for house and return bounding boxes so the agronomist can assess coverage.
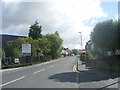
[85,40,94,51]
[61,48,71,57]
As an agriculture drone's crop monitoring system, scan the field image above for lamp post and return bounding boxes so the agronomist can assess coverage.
[79,32,83,50]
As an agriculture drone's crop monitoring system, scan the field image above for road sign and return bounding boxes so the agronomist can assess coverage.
[14,58,19,64]
[22,44,31,56]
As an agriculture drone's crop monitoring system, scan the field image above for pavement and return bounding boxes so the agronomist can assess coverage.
[77,58,120,89]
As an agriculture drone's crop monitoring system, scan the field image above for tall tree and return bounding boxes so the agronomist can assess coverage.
[54,31,59,36]
[71,49,79,55]
[28,20,42,39]
[0,48,6,64]
[0,48,6,59]
[32,37,51,56]
[118,20,120,49]
[45,33,63,59]
[91,19,118,54]
[7,37,33,58]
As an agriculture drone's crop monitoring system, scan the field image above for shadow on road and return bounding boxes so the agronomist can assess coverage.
[49,72,78,83]
[49,68,120,83]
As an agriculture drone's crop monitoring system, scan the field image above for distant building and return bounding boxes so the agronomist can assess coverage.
[61,48,71,56]
[85,40,94,51]
[85,40,117,56]
[0,34,26,57]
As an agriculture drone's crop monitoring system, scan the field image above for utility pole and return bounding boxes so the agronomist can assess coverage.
[79,32,83,50]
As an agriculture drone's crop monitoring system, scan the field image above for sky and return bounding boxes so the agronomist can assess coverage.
[1,0,119,49]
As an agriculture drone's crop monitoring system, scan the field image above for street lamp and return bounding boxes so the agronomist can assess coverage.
[79,32,83,50]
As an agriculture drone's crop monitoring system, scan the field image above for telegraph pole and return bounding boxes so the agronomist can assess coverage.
[79,32,83,50]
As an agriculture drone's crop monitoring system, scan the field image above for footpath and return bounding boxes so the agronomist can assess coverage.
[77,57,120,80]
[77,58,120,89]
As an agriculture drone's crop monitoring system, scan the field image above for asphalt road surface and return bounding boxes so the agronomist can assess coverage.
[1,56,120,89]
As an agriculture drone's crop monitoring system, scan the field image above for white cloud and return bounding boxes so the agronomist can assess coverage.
[49,0,107,49]
[2,0,107,49]
[100,0,119,2]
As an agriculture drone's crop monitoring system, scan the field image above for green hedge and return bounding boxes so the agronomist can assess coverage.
[2,63,32,69]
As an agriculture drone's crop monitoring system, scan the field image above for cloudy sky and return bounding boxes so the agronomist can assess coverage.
[1,0,119,49]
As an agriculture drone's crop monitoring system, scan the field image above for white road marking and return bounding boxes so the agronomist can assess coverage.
[33,69,45,74]
[48,65,55,68]
[0,76,25,87]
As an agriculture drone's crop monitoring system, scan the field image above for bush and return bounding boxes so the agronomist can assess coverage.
[2,63,32,69]
[86,50,94,60]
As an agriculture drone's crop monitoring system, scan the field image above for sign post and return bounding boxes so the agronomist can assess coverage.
[22,44,31,56]
[22,44,31,64]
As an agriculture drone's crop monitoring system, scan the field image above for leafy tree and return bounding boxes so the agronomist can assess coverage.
[91,19,118,54]
[32,37,51,56]
[13,48,21,58]
[0,48,6,64]
[45,33,63,59]
[7,21,64,61]
[118,20,120,50]
[0,48,6,59]
[28,20,42,39]
[54,31,59,36]
[86,50,94,60]
[7,37,33,58]
[31,39,39,56]
[71,49,79,55]
[7,37,51,58]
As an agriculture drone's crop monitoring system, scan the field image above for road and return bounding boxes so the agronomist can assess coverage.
[1,56,120,89]
[2,57,78,88]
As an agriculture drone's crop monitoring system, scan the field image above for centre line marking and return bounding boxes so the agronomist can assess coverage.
[0,76,25,87]
[33,69,45,74]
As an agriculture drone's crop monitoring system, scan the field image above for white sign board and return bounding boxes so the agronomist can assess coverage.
[22,44,31,56]
[14,58,19,64]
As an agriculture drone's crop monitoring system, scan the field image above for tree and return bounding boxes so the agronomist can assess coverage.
[91,19,118,54]
[71,49,79,55]
[32,37,51,56]
[0,48,6,64]
[7,37,51,58]
[7,37,33,58]
[45,33,63,59]
[28,20,42,39]
[118,20,120,50]
[54,31,59,36]
[0,48,6,59]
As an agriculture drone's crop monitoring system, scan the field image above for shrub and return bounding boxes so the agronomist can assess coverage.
[86,50,94,60]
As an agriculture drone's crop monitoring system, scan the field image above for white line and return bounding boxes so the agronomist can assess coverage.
[48,65,54,68]
[0,76,25,87]
[33,69,45,74]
